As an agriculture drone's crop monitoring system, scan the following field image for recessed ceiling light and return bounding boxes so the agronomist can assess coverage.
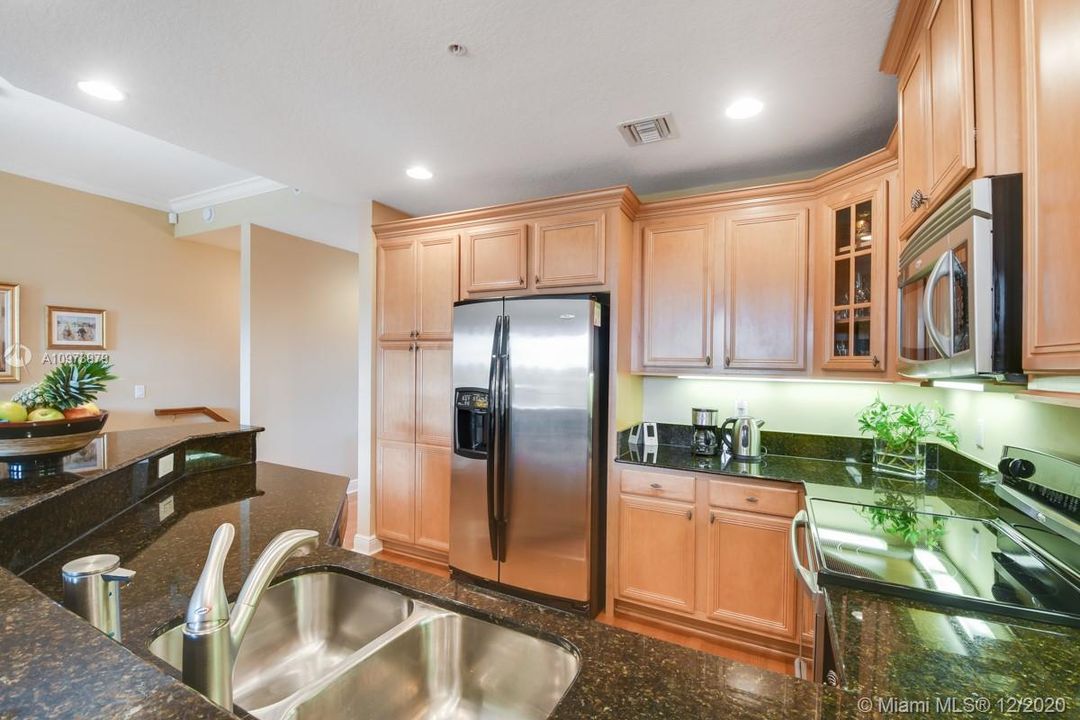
[406,166,434,180]
[77,79,126,102]
[725,97,763,120]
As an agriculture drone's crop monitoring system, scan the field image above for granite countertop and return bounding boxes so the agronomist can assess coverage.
[0,422,262,519]
[15,458,865,719]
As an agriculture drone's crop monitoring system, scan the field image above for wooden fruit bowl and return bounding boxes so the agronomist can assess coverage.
[0,412,109,476]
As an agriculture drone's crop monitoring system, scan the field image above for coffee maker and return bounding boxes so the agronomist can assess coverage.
[691,408,720,456]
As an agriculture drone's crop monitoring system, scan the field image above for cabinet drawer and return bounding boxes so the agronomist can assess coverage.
[620,468,695,502]
[709,479,799,517]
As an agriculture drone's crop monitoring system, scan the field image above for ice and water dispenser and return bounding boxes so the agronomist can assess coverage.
[453,388,490,459]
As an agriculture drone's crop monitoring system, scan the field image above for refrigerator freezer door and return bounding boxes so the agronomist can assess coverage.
[450,300,503,581]
[499,297,596,601]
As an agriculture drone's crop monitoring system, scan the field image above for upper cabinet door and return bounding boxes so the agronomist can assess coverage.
[639,217,714,368]
[926,0,976,201]
[819,180,887,373]
[724,207,809,371]
[416,233,458,339]
[461,223,528,295]
[1023,0,1080,371]
[898,39,931,236]
[532,210,606,289]
[377,239,417,341]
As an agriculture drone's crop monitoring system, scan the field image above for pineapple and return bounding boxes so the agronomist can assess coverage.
[11,383,47,411]
[38,358,117,411]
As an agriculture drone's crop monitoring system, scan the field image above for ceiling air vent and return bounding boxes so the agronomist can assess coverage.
[618,113,676,146]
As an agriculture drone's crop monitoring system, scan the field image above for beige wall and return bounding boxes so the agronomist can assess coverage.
[0,171,240,430]
[249,225,359,477]
[641,377,1080,467]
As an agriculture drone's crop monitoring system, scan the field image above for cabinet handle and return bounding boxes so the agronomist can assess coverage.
[686,509,693,521]
[746,496,759,504]
[705,355,712,367]
[535,274,540,284]
[520,276,525,285]
[910,189,928,211]
[408,343,415,352]
[710,513,716,525]
[649,482,663,489]
[724,356,731,367]
[872,355,880,367]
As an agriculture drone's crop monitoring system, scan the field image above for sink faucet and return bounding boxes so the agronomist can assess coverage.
[182,522,318,709]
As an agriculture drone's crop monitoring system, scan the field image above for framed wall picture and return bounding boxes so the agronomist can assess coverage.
[0,282,20,383]
[47,305,108,350]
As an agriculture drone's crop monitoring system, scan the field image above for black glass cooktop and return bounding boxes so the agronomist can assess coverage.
[807,497,1080,627]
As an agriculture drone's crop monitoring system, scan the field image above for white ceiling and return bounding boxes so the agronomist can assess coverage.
[0,0,899,217]
[0,76,259,211]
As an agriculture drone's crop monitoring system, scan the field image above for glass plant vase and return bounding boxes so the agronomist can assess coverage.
[872,439,927,479]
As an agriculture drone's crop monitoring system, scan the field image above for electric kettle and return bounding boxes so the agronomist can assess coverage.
[719,413,765,461]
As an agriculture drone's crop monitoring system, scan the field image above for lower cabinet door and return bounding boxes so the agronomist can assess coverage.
[618,494,696,613]
[415,444,451,554]
[376,439,415,544]
[706,509,798,640]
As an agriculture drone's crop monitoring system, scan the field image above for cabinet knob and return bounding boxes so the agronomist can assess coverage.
[520,276,525,285]
[649,482,663,489]
[686,509,693,521]
[724,356,731,368]
[746,496,759,504]
[710,513,716,524]
[408,343,415,352]
[910,189,928,211]
[535,274,540,284]
[705,355,712,367]
[872,355,880,367]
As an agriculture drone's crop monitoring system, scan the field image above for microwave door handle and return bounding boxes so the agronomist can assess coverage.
[485,315,503,562]
[923,251,953,359]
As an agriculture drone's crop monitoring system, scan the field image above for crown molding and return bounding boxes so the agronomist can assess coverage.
[169,176,288,213]
[373,185,639,238]
[880,0,929,74]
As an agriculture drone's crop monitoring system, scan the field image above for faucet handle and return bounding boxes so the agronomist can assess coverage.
[186,523,235,631]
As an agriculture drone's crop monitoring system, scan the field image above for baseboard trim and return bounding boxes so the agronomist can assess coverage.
[352,533,383,555]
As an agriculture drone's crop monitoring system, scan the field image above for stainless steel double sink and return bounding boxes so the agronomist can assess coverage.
[149,570,579,719]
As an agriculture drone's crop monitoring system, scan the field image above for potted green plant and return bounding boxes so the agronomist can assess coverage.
[856,398,959,478]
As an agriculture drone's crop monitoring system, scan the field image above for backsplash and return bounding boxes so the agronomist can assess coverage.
[639,377,1080,467]
[617,423,988,476]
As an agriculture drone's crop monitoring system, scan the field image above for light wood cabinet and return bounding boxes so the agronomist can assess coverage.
[376,439,416,544]
[415,343,452,446]
[638,216,714,369]
[461,222,528,294]
[723,207,809,370]
[376,343,416,442]
[818,178,887,373]
[1022,0,1080,372]
[532,210,606,288]
[377,239,417,341]
[896,0,976,238]
[415,444,451,553]
[375,340,453,559]
[706,509,798,640]
[416,235,458,339]
[378,231,457,341]
[617,494,696,613]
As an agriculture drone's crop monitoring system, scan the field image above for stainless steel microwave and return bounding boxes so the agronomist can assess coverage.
[897,175,1023,380]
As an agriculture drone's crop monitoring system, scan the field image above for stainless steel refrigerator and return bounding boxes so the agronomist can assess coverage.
[450,294,607,615]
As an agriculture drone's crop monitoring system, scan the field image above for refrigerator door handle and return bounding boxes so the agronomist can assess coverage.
[485,315,504,562]
[495,314,511,562]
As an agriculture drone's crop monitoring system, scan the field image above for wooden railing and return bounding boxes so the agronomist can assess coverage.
[154,406,230,422]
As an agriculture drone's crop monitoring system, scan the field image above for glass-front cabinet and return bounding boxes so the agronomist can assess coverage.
[821,179,887,372]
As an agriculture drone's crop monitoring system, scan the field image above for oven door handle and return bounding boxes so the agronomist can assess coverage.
[922,250,953,359]
[790,510,821,596]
